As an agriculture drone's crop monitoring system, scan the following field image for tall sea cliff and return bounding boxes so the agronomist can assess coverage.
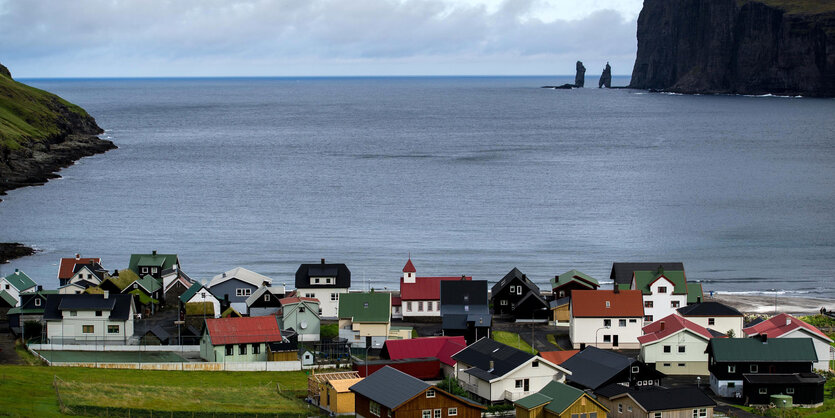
[630,0,835,96]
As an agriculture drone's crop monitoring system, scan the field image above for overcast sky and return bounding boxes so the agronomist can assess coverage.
[0,0,643,78]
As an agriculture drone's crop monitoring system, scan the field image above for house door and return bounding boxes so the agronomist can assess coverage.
[613,335,619,347]
[365,336,372,348]
[524,379,529,392]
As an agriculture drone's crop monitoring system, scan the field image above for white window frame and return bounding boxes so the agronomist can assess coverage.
[426,389,435,398]
[370,401,381,417]
[500,300,508,305]
[422,410,431,418]
[141,267,148,273]
[515,379,524,389]
[448,408,457,416]
[619,319,627,327]
[631,366,639,373]
[35,298,42,307]
[107,325,119,334]
[786,388,794,394]
[407,302,412,312]
[434,409,441,418]
[758,387,767,394]
[264,293,270,302]
[728,365,736,373]
[331,293,338,301]
[750,364,758,373]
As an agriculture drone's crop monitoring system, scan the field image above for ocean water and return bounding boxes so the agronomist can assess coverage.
[1,76,834,298]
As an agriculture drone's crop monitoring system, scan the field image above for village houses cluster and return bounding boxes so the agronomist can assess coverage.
[1,254,832,417]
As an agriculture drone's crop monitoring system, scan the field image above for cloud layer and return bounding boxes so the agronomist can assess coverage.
[0,0,641,77]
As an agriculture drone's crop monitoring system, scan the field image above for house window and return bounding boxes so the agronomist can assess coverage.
[532,361,539,368]
[619,319,627,327]
[590,413,597,418]
[678,346,686,353]
[605,301,611,308]
[758,387,767,395]
[645,315,653,322]
[637,381,643,386]
[750,364,758,373]
[627,406,633,412]
[299,306,306,313]
[663,363,671,367]
[252,344,260,355]
[82,325,94,333]
[708,318,715,325]
[663,345,671,353]
[239,344,247,355]
[364,302,369,309]
[728,365,736,373]
[654,413,662,418]
[226,345,233,355]
[95,310,102,317]
[618,404,622,413]
[631,366,639,373]
[331,293,338,301]
[693,409,707,418]
[558,291,565,298]
[516,285,522,294]
[236,288,252,297]
[603,335,611,343]
[264,294,270,302]
[35,298,41,307]
[671,301,680,308]
[448,408,457,416]
[421,410,431,418]
[370,401,381,417]
[314,278,320,284]
[305,293,315,298]
[658,286,667,293]
[108,325,120,334]
[426,389,435,398]
[678,363,685,367]
[407,302,412,312]
[603,319,611,327]
[418,302,423,312]
[510,286,516,294]
[501,300,508,305]
[434,409,441,418]
[727,382,735,388]
[141,267,148,273]
[644,301,654,308]
[629,319,637,323]
[786,388,794,394]
[515,379,524,389]
[152,267,158,274]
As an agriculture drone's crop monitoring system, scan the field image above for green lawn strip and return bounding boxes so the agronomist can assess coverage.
[492,331,536,354]
[546,334,561,349]
[320,323,338,339]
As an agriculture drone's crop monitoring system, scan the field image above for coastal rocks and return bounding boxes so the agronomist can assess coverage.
[598,62,612,88]
[575,61,586,87]
[0,243,35,264]
[0,62,10,79]
[629,0,835,97]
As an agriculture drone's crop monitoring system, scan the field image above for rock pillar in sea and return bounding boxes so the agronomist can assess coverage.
[598,62,612,88]
[574,61,586,87]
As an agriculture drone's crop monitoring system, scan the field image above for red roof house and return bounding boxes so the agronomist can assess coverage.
[58,255,102,284]
[381,336,466,366]
[571,290,644,318]
[399,258,471,317]
[638,314,715,345]
[539,350,580,365]
[743,313,832,340]
[204,315,282,345]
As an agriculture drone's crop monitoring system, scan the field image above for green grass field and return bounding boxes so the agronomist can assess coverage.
[0,364,313,417]
[36,350,186,363]
[492,331,536,354]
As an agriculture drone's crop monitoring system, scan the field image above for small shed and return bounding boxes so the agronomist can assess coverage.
[308,371,363,415]
[141,325,171,345]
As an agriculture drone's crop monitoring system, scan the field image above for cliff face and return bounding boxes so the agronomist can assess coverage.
[630,0,835,96]
[0,62,116,197]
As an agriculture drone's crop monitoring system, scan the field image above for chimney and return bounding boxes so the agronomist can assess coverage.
[759,334,768,343]
[461,275,466,281]
[222,272,226,278]
[786,316,792,326]
[103,290,109,299]
[75,253,80,260]
[37,285,43,291]
[173,264,178,272]
[613,286,620,294]
[14,268,19,274]
[488,360,494,371]
[659,321,665,331]
[321,258,325,264]
[152,250,157,256]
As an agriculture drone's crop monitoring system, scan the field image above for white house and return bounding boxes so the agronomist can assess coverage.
[399,258,471,319]
[180,282,222,318]
[676,301,744,337]
[629,268,689,323]
[569,289,644,349]
[44,292,135,344]
[294,259,350,319]
[0,269,37,307]
[744,313,834,371]
[638,314,716,375]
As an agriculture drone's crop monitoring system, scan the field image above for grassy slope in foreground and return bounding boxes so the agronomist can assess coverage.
[0,364,312,416]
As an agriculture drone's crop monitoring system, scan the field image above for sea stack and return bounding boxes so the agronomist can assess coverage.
[598,62,612,88]
[574,61,586,87]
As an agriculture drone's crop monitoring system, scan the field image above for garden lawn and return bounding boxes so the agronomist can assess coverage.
[0,364,311,417]
[492,331,536,354]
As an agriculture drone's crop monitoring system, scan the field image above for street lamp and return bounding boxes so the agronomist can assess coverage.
[595,326,610,348]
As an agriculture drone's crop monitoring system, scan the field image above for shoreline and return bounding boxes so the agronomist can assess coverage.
[0,243,36,264]
[710,293,833,316]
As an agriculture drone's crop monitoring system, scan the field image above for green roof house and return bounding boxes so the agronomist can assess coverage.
[551,269,599,299]
[123,275,164,314]
[128,250,180,280]
[515,381,609,418]
[338,291,392,349]
[1,269,38,307]
[630,266,690,324]
[180,282,221,318]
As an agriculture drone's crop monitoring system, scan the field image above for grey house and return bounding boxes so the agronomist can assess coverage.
[207,267,274,314]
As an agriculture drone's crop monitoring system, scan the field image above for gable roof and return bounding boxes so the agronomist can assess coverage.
[677,301,742,317]
[338,292,391,322]
[205,315,282,345]
[610,262,684,286]
[128,251,179,274]
[245,285,284,306]
[3,269,37,292]
[686,283,704,304]
[560,346,636,390]
[571,290,643,318]
[0,290,16,307]
[58,256,101,280]
[538,350,580,365]
[743,313,832,342]
[381,336,466,366]
[451,338,536,380]
[295,260,350,289]
[71,262,107,280]
[551,270,599,290]
[638,314,714,344]
[515,291,550,310]
[43,293,134,321]
[707,338,818,362]
[490,268,541,297]
[125,275,162,294]
[632,268,687,295]
[349,366,431,409]
[179,282,216,304]
[144,325,171,343]
[401,276,471,301]
[402,258,416,273]
[618,387,716,412]
[278,296,319,305]
[208,267,273,289]
[516,381,606,414]
[330,377,365,393]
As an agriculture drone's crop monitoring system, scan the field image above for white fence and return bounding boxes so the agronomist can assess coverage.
[29,343,201,352]
[43,361,302,371]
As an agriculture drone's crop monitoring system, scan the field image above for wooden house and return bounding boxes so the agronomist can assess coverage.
[308,371,364,415]
[200,315,285,362]
[440,280,490,345]
[161,267,194,306]
[350,366,485,418]
[294,258,351,319]
[549,297,570,326]
[57,255,102,287]
[490,268,549,320]
[676,301,743,338]
[594,385,716,418]
[514,381,608,418]
[208,267,277,314]
[743,313,834,371]
[245,285,285,317]
[560,346,665,391]
[550,270,599,300]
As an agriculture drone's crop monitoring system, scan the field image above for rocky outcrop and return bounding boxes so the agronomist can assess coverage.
[0,243,35,264]
[599,62,612,88]
[630,0,835,96]
[0,63,10,79]
[0,61,116,198]
[575,61,586,87]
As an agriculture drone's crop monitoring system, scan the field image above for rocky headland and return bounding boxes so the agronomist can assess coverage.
[630,0,835,97]
[0,62,115,261]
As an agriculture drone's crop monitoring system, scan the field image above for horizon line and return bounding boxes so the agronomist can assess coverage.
[16,74,634,81]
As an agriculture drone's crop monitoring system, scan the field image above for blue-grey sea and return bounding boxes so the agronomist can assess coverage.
[1,76,834,298]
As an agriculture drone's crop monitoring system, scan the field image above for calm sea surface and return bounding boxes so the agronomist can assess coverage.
[1,76,834,297]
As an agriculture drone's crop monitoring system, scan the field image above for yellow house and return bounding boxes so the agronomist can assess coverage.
[307,371,363,415]
[550,298,570,325]
[338,291,395,349]
[515,381,609,418]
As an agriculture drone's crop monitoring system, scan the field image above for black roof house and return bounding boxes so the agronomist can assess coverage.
[43,293,134,321]
[677,301,742,317]
[441,280,490,344]
[350,366,431,409]
[490,268,549,319]
[451,338,535,381]
[294,258,351,289]
[597,386,716,412]
[560,346,665,390]
[610,262,685,287]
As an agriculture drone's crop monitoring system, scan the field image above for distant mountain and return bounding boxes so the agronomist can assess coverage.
[630,0,835,97]
[0,62,115,197]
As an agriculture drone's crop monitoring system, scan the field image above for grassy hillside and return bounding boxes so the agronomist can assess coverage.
[0,66,99,151]
[0,364,314,417]
[738,0,835,15]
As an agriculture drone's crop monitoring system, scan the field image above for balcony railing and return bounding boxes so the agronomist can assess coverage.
[503,389,532,401]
